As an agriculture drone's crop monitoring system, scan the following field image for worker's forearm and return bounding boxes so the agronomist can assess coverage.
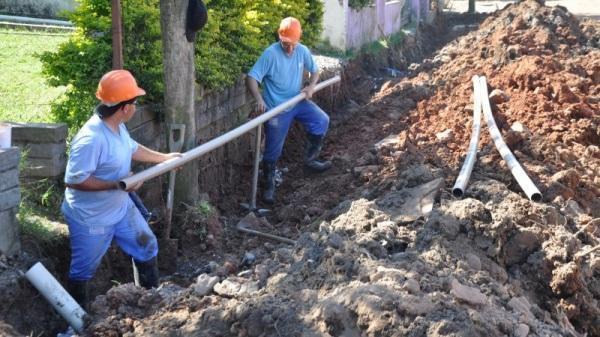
[309,71,320,86]
[246,77,263,101]
[133,144,171,163]
[66,176,118,191]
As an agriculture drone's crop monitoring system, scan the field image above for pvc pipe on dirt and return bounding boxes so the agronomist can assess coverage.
[452,76,483,197]
[478,76,542,202]
[119,76,341,190]
[25,262,87,333]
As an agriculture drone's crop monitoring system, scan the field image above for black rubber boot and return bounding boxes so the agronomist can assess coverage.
[67,279,90,311]
[304,133,332,172]
[134,256,159,289]
[262,160,276,204]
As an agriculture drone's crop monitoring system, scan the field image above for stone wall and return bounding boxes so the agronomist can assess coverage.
[0,147,20,255]
[195,77,255,201]
[126,76,256,208]
[11,123,67,179]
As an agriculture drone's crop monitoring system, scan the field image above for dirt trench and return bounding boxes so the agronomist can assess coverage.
[1,1,600,336]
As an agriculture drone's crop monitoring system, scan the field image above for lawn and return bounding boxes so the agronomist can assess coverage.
[0,27,72,123]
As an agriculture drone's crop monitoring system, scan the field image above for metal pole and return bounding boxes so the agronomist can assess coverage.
[119,76,341,190]
[111,0,123,69]
[250,124,262,210]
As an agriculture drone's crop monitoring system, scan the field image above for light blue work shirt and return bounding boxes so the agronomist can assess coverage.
[62,114,138,227]
[248,42,318,109]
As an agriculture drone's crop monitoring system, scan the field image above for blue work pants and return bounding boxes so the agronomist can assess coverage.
[65,200,158,281]
[263,100,329,163]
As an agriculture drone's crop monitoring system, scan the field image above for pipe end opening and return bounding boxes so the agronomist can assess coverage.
[452,188,464,198]
[530,193,542,202]
[118,181,127,190]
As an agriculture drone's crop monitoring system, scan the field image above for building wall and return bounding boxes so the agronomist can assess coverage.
[321,0,348,50]
[321,0,409,51]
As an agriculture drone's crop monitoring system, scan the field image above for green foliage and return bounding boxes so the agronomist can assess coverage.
[196,200,214,217]
[349,0,373,10]
[17,150,66,244]
[41,0,324,132]
[195,0,323,90]
[41,0,162,131]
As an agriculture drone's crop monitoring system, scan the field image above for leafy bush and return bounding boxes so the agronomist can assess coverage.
[349,0,373,10]
[0,0,76,19]
[41,0,323,132]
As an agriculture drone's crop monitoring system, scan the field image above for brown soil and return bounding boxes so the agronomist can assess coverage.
[1,1,599,336]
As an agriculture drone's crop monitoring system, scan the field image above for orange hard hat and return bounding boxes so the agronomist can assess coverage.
[95,70,146,106]
[278,17,302,43]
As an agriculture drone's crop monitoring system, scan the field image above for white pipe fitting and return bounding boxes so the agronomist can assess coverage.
[25,262,87,333]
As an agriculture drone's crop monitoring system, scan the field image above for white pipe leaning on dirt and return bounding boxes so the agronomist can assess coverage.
[119,75,341,190]
[452,76,483,197]
[478,76,542,202]
[25,262,87,333]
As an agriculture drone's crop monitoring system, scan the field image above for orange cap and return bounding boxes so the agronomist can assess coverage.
[95,70,146,106]
[278,17,302,43]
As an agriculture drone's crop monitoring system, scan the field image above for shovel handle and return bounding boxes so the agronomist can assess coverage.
[236,226,296,245]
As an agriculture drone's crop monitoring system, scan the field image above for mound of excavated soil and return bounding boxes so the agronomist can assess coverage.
[37,1,600,336]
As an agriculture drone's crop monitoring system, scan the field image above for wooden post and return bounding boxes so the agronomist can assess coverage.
[111,0,124,69]
[160,0,200,203]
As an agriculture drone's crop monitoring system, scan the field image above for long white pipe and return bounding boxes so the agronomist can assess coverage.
[25,262,86,332]
[452,76,483,197]
[120,75,341,190]
[478,76,542,202]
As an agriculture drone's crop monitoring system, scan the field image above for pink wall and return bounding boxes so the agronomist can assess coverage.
[345,0,408,49]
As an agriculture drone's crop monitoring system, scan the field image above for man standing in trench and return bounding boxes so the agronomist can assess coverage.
[247,17,332,204]
[62,70,181,310]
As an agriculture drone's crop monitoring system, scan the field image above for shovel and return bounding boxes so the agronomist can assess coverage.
[236,212,296,245]
[160,123,186,273]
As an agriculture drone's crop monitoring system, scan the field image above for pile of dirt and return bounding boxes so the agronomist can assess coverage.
[78,1,599,337]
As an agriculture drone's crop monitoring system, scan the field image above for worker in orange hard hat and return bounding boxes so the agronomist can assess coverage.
[62,69,181,311]
[247,17,331,204]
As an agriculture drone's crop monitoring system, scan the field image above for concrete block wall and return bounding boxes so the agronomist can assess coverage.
[0,147,21,255]
[11,123,68,179]
[195,76,256,199]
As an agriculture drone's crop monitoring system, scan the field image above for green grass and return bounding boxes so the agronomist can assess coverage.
[18,152,68,244]
[0,27,72,123]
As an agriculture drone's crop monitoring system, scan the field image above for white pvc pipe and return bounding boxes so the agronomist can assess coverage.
[452,76,483,197]
[478,76,542,202]
[120,75,341,190]
[25,262,87,332]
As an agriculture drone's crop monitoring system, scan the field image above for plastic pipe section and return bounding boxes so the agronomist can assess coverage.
[452,76,483,197]
[120,76,341,190]
[478,76,542,202]
[25,262,87,333]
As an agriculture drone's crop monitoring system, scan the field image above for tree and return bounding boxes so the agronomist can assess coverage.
[159,0,199,203]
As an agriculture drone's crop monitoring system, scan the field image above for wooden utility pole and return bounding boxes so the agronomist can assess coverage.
[468,0,476,13]
[159,0,199,203]
[111,0,124,69]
